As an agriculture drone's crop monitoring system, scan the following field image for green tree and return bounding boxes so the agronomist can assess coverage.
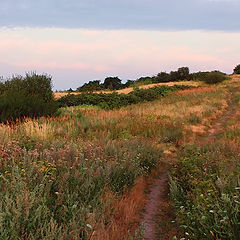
[0,72,57,122]
[233,64,240,74]
[103,77,122,90]
[155,72,170,83]
[177,67,190,80]
[77,80,102,92]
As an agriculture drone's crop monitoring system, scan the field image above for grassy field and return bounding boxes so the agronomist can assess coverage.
[0,76,239,239]
[170,75,240,240]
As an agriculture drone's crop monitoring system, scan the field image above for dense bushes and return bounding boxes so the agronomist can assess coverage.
[58,85,192,109]
[203,71,228,84]
[0,73,57,122]
[191,71,228,84]
[76,67,191,92]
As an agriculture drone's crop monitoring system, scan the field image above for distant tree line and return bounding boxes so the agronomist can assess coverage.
[76,67,191,92]
[75,67,229,92]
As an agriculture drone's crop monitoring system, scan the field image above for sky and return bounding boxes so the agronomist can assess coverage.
[0,0,240,90]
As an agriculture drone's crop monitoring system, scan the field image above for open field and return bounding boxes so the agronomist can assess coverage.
[0,75,240,239]
[54,80,200,99]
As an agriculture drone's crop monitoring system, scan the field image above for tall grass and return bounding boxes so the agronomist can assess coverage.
[0,80,231,239]
[170,77,240,240]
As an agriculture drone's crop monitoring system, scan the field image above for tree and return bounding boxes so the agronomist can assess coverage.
[124,80,135,88]
[233,64,240,74]
[155,72,170,83]
[0,72,57,122]
[135,76,153,85]
[177,67,190,80]
[77,80,102,92]
[169,71,180,82]
[103,77,122,90]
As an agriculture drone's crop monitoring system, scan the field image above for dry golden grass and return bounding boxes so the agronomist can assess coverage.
[0,123,13,144]
[93,176,147,240]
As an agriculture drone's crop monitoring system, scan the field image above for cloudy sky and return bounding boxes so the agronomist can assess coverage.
[1,0,240,90]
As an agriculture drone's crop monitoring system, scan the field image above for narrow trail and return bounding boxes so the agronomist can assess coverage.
[141,89,238,240]
[142,169,179,240]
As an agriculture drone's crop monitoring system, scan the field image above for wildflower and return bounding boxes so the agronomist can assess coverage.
[220,217,227,224]
[86,224,92,229]
[209,210,214,213]
[215,176,223,191]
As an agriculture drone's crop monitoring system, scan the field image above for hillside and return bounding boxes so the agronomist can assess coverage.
[0,75,240,239]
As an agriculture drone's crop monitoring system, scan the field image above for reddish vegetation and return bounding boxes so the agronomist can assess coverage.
[175,87,214,95]
[92,176,147,240]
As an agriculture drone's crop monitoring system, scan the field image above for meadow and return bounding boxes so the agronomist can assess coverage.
[170,75,240,239]
[0,75,239,239]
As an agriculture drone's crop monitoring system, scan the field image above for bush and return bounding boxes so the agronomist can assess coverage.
[203,71,227,84]
[0,73,57,122]
[233,64,240,74]
[57,85,192,110]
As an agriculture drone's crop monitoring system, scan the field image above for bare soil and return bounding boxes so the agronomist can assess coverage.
[142,170,179,240]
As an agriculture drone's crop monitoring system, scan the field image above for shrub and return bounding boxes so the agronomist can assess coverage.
[203,71,227,84]
[0,73,57,122]
[57,85,192,110]
[233,64,240,74]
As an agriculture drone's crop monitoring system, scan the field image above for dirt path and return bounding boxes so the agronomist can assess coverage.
[141,89,238,240]
[142,169,179,240]
[204,92,236,142]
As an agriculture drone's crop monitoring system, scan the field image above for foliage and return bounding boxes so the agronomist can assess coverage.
[0,73,57,122]
[76,80,102,92]
[170,145,240,240]
[57,85,192,109]
[203,71,228,84]
[75,67,193,92]
[177,67,190,80]
[155,72,171,83]
[0,138,163,239]
[103,76,122,90]
[233,64,240,74]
